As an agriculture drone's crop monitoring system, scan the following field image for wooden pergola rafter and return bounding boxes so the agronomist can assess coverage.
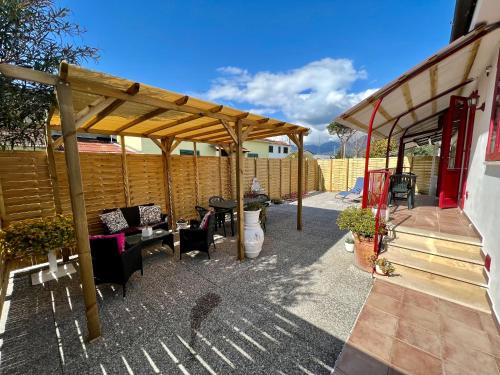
[0,61,309,343]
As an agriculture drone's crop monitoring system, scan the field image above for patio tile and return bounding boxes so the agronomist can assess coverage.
[372,280,404,301]
[365,290,402,315]
[441,317,493,355]
[442,360,477,375]
[478,312,500,336]
[438,299,482,330]
[348,319,394,362]
[357,305,398,337]
[335,343,390,375]
[402,288,439,312]
[395,319,441,356]
[390,339,442,375]
[487,332,500,358]
[441,337,500,375]
[397,301,440,331]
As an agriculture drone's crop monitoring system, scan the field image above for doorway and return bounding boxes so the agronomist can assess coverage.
[438,95,475,209]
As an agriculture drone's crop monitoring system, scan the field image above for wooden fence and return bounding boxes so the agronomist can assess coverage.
[0,151,438,270]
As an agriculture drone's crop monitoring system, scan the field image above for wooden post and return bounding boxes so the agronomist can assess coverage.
[120,135,131,207]
[289,159,292,195]
[218,149,223,197]
[56,81,101,341]
[0,178,7,229]
[193,142,200,205]
[162,138,176,226]
[297,133,304,231]
[267,158,271,198]
[346,158,350,190]
[45,119,63,215]
[46,117,70,261]
[235,121,245,260]
[279,159,282,198]
[329,159,334,191]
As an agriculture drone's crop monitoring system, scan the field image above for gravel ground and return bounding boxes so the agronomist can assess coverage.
[0,192,372,375]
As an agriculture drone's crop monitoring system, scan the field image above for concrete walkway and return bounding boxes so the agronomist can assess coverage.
[0,192,372,374]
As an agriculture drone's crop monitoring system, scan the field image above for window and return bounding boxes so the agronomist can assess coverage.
[283,147,288,154]
[180,149,200,156]
[278,146,281,153]
[269,145,274,153]
[247,153,259,158]
[486,52,500,161]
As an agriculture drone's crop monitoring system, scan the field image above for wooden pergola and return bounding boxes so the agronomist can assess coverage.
[0,62,308,341]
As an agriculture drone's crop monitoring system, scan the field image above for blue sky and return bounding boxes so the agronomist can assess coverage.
[62,0,455,142]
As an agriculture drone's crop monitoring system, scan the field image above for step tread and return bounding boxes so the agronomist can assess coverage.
[390,224,482,246]
[374,264,490,313]
[383,247,487,287]
[386,236,484,265]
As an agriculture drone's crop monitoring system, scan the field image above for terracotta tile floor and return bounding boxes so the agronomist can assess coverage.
[389,195,480,239]
[334,280,500,375]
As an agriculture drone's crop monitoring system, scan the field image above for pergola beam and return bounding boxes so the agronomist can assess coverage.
[115,108,170,133]
[458,39,481,96]
[80,83,140,131]
[156,120,221,138]
[143,105,224,136]
[220,119,238,143]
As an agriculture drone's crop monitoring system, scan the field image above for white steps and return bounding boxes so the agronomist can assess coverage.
[374,265,490,313]
[381,224,489,313]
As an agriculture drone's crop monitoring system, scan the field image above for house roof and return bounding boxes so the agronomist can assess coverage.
[57,140,136,154]
[332,23,500,141]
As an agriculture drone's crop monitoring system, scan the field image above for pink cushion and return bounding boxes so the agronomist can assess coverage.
[200,212,212,230]
[89,233,126,254]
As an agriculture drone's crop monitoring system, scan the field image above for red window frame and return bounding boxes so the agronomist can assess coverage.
[486,51,500,161]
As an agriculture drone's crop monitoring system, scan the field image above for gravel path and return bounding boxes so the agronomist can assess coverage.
[0,192,372,375]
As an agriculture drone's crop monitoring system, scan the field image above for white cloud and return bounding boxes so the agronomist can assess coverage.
[204,58,377,142]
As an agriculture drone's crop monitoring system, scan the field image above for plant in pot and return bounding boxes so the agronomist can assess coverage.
[345,237,355,253]
[369,255,396,276]
[337,207,387,272]
[0,215,77,284]
[243,202,264,258]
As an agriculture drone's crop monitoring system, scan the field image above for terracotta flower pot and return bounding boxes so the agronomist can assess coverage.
[354,236,375,273]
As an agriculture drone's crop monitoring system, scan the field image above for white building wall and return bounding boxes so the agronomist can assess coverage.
[463,47,500,319]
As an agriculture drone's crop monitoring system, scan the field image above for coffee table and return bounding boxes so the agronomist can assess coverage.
[125,229,175,253]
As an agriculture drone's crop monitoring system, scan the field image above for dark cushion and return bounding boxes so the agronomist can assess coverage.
[103,203,154,228]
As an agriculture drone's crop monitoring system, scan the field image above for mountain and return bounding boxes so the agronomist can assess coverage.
[303,141,341,155]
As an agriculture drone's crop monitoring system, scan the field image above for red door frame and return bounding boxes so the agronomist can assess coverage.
[438,95,475,209]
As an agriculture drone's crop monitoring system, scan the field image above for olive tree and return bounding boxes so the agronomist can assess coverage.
[0,0,98,149]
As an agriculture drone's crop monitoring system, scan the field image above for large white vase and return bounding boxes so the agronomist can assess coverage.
[244,209,264,258]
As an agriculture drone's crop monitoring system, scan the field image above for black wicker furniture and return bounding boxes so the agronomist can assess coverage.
[179,213,216,260]
[89,235,143,297]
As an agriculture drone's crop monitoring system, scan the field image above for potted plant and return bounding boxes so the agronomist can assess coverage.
[0,215,76,284]
[345,237,355,252]
[176,217,188,231]
[369,255,396,276]
[336,207,387,272]
[243,202,264,258]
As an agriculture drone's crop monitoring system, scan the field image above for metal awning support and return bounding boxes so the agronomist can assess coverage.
[362,98,382,208]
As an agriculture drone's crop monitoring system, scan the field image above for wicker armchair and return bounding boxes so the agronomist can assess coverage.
[89,236,143,297]
[179,213,216,259]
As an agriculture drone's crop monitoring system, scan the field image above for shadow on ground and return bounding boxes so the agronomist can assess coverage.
[0,192,373,374]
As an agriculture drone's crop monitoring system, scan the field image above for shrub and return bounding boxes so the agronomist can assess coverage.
[0,215,75,260]
[336,207,386,240]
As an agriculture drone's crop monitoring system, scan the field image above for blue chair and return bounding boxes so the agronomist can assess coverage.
[336,177,364,200]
